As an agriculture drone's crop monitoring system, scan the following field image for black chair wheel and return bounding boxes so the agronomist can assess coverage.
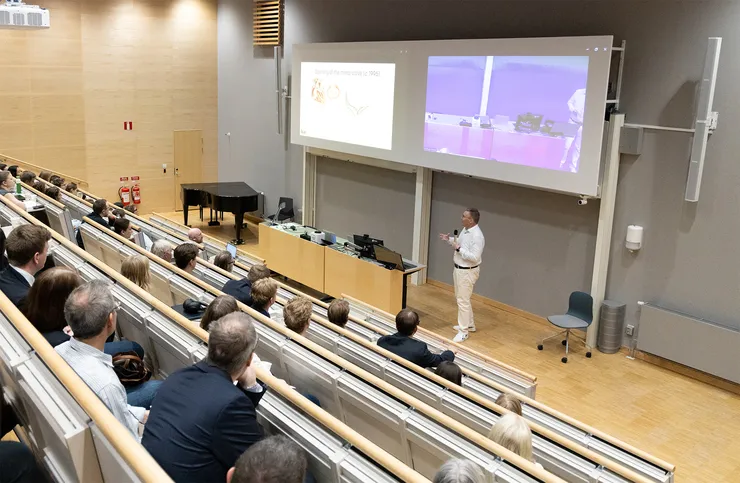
[561,340,567,346]
[561,357,568,363]
[586,351,592,358]
[537,344,543,350]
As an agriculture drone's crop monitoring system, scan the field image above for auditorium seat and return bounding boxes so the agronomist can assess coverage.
[61,207,669,483]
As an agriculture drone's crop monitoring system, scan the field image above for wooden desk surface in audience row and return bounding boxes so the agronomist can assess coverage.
[258,223,422,314]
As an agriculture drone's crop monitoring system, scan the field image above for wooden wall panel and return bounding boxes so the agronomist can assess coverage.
[0,0,217,213]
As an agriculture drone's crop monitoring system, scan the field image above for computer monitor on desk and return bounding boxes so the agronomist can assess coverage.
[374,245,412,271]
[352,234,383,259]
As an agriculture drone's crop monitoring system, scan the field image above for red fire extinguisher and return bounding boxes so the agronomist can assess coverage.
[118,177,131,206]
[131,176,141,205]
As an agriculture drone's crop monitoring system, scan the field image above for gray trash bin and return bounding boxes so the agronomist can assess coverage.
[598,300,626,354]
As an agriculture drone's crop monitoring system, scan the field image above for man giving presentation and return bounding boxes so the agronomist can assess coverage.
[439,208,485,342]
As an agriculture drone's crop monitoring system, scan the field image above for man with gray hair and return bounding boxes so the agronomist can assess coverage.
[55,281,149,439]
[433,458,485,483]
[142,312,266,482]
[227,435,308,483]
[150,239,173,263]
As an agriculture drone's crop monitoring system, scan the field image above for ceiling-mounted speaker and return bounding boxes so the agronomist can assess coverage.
[685,37,722,202]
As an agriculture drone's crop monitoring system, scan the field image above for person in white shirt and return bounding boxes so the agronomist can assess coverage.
[559,88,586,173]
[439,208,485,342]
[55,280,148,439]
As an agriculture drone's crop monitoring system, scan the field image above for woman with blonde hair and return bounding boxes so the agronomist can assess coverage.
[494,393,522,416]
[121,254,150,290]
[488,413,542,468]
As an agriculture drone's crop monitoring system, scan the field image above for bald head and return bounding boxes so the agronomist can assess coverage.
[188,228,203,244]
[207,312,258,377]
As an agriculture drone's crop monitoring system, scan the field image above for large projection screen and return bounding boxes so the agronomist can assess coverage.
[291,36,612,197]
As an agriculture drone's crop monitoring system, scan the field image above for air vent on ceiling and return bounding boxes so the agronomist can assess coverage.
[253,0,283,47]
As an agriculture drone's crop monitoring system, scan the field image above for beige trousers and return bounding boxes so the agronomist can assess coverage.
[453,266,480,332]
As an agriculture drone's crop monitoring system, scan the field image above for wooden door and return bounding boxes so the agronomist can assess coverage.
[173,130,203,211]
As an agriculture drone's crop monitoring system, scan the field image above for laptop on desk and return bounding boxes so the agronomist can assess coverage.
[373,245,414,271]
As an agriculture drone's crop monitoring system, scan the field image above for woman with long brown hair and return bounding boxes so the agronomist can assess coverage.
[23,267,83,347]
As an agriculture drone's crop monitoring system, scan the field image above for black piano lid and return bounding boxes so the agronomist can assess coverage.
[181,182,259,198]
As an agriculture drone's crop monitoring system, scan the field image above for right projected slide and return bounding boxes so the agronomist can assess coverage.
[424,55,590,173]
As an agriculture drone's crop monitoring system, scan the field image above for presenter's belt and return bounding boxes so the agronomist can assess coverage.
[454,264,480,270]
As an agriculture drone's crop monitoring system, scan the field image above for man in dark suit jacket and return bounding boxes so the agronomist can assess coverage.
[77,198,113,248]
[0,225,51,307]
[222,263,271,306]
[377,309,454,368]
[142,313,266,482]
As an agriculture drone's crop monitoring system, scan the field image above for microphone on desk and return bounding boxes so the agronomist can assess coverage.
[270,202,286,226]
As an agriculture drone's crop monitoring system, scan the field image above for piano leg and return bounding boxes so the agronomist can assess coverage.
[234,211,245,245]
[183,202,189,226]
[208,208,221,226]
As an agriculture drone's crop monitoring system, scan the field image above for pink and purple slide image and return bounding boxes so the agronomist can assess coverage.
[424,55,589,173]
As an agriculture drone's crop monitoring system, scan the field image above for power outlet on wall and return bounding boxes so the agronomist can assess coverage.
[626,325,634,336]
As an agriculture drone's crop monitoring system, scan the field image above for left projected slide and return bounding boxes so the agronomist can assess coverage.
[299,62,396,150]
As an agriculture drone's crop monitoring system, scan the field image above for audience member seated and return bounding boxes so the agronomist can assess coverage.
[44,185,62,202]
[55,281,153,438]
[87,198,113,228]
[435,361,462,385]
[227,435,309,483]
[125,204,138,215]
[187,227,204,244]
[38,170,52,181]
[0,171,26,211]
[7,166,18,178]
[433,458,485,483]
[121,255,150,290]
[488,413,542,468]
[0,225,50,307]
[0,230,7,271]
[495,393,522,416]
[284,296,312,336]
[327,299,350,328]
[113,218,134,241]
[222,264,270,306]
[19,171,36,185]
[377,309,454,368]
[23,267,82,347]
[213,250,234,272]
[151,239,173,263]
[32,180,45,193]
[0,441,45,483]
[49,174,64,187]
[143,313,265,482]
[200,294,239,331]
[249,278,278,319]
[174,243,199,274]
[64,182,78,196]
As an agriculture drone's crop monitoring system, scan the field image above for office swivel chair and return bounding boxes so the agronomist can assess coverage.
[538,291,593,363]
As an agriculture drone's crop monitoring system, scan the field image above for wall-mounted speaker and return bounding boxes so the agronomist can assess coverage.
[685,37,722,202]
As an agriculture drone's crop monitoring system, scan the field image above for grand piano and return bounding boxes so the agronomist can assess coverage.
[180,182,259,244]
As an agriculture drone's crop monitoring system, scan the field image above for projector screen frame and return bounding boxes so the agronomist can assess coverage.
[292,36,613,197]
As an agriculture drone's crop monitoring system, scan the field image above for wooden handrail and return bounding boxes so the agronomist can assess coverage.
[1,154,88,187]
[77,217,567,483]
[19,181,66,209]
[0,281,172,482]
[64,181,674,475]
[0,197,431,483]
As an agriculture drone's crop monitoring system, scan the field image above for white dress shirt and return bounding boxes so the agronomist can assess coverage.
[452,224,485,267]
[10,265,34,287]
[56,337,146,439]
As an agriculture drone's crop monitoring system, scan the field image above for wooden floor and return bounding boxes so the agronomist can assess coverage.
[154,210,740,483]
